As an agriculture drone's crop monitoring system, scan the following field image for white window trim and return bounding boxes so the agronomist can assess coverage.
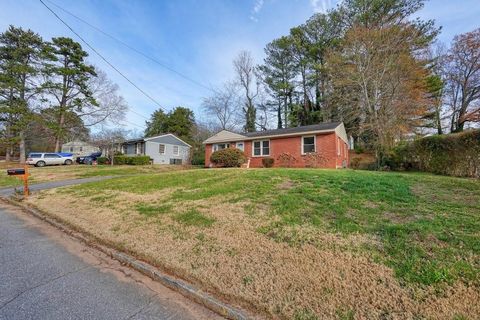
[213,143,230,152]
[159,144,166,155]
[235,141,245,152]
[252,140,270,157]
[337,138,341,156]
[173,145,179,156]
[301,135,316,155]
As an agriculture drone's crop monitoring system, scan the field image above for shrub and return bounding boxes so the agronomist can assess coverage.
[304,152,327,168]
[350,157,361,170]
[389,130,480,178]
[191,152,205,166]
[354,145,364,154]
[262,157,274,168]
[96,157,108,165]
[277,152,297,167]
[210,148,246,167]
[113,155,151,165]
[130,156,151,165]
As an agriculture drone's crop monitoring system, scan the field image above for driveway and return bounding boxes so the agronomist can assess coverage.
[0,176,115,196]
[0,204,222,320]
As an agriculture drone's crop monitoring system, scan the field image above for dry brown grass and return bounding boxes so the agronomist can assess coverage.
[26,186,479,320]
[0,164,187,188]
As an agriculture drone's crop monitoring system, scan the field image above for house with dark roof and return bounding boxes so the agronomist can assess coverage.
[121,134,191,165]
[203,122,349,168]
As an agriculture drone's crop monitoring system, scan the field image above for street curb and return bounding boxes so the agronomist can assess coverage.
[0,196,251,320]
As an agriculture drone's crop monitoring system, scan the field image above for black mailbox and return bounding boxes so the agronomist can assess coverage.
[7,168,25,176]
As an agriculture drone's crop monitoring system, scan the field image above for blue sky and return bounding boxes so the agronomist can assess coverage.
[1,0,479,132]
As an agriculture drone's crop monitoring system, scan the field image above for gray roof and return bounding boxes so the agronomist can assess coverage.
[122,133,191,147]
[203,122,346,144]
[244,122,342,138]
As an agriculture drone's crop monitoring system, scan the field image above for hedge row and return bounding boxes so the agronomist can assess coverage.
[113,155,151,165]
[389,130,480,178]
[210,148,246,167]
[97,157,109,165]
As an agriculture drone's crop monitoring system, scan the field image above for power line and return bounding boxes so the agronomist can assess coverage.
[120,118,146,129]
[39,0,167,118]
[44,0,215,93]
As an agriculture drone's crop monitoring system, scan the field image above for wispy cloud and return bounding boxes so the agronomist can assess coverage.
[310,0,332,13]
[250,0,265,22]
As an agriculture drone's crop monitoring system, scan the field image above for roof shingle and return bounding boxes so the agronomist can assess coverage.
[244,122,341,138]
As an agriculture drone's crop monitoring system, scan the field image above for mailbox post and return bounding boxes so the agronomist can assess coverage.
[6,165,29,196]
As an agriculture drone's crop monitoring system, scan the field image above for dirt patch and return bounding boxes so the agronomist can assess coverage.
[24,189,480,319]
[277,179,295,191]
[384,211,417,224]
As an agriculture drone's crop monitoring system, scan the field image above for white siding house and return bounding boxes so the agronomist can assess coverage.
[61,141,99,156]
[121,134,191,165]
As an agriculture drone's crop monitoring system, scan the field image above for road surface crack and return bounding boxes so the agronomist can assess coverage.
[0,264,95,311]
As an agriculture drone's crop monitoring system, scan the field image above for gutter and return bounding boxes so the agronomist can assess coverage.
[0,196,253,320]
[203,128,337,144]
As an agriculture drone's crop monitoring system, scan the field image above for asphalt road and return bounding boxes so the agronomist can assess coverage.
[0,205,222,320]
[0,176,115,196]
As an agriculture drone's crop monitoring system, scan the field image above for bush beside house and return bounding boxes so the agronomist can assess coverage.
[97,157,109,165]
[113,155,151,165]
[262,158,274,168]
[389,130,480,177]
[210,148,246,167]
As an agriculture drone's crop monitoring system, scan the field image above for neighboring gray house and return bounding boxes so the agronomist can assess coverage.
[61,140,99,157]
[121,134,191,165]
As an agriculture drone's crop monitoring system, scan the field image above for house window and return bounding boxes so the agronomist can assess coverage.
[69,147,73,152]
[253,140,270,156]
[213,143,230,152]
[302,136,316,154]
[337,138,341,156]
[170,158,182,165]
[173,145,179,155]
[79,147,83,152]
[159,144,165,155]
[236,142,244,152]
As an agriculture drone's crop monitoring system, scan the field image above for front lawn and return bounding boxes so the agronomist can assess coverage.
[26,168,480,319]
[0,163,187,188]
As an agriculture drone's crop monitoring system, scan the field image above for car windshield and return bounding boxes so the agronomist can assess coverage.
[29,153,42,158]
[44,153,61,158]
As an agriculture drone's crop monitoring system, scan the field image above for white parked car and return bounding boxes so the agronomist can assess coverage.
[26,153,74,167]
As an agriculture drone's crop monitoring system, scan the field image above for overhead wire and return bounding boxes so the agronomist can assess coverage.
[44,0,215,94]
[39,0,166,127]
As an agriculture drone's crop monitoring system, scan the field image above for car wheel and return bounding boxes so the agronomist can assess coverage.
[36,161,46,167]
[64,159,73,165]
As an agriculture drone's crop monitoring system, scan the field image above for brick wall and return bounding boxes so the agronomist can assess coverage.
[205,132,349,168]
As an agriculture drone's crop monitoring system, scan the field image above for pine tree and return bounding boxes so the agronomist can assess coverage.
[0,25,46,163]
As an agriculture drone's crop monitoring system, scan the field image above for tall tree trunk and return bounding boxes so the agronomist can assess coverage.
[19,131,26,164]
[435,106,443,135]
[301,69,309,125]
[5,125,12,162]
[277,99,283,129]
[285,92,291,128]
[5,146,11,162]
[54,111,66,152]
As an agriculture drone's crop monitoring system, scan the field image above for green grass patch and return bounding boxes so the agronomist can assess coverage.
[136,203,173,217]
[175,209,215,227]
[70,168,480,286]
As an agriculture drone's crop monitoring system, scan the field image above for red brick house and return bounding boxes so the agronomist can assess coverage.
[203,122,349,168]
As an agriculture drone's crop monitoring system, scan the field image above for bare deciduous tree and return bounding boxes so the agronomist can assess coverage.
[201,81,239,130]
[83,69,127,127]
[328,25,430,160]
[91,127,128,165]
[443,28,480,132]
[233,51,259,132]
